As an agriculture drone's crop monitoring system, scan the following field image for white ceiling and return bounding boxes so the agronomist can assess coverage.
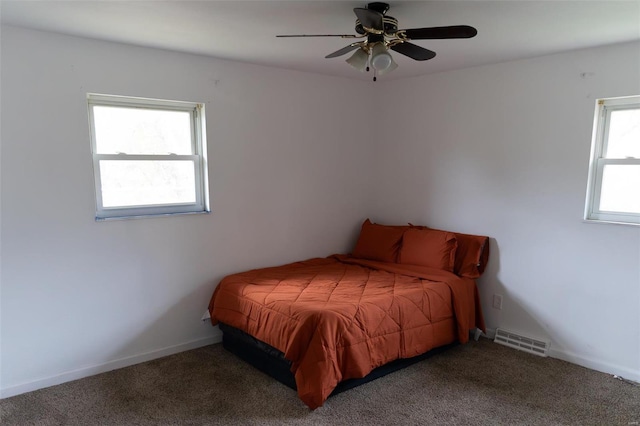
[1,0,639,81]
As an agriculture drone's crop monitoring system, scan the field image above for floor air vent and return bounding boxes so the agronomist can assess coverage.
[494,328,549,357]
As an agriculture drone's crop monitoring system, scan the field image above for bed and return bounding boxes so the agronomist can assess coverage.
[208,219,489,409]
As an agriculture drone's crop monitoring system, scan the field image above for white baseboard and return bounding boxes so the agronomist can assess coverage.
[0,330,222,399]
[482,327,639,383]
[4,327,638,399]
[547,347,640,384]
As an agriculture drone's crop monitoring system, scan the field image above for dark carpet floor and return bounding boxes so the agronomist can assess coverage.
[1,338,639,425]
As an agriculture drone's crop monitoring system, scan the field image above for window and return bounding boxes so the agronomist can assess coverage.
[584,96,640,225]
[88,94,209,220]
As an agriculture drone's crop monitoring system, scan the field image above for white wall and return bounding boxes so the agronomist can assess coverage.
[2,24,639,398]
[0,26,376,396]
[373,41,640,381]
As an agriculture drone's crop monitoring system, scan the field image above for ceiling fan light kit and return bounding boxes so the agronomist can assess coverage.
[370,43,392,71]
[277,2,477,81]
[378,56,398,76]
[346,48,369,72]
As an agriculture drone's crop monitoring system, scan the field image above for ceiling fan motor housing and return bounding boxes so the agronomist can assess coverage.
[355,2,397,35]
[367,2,390,14]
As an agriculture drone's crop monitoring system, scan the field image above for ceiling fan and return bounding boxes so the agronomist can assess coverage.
[277,2,477,80]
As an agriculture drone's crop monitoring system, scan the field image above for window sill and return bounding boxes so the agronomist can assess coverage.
[95,210,210,222]
[582,218,640,227]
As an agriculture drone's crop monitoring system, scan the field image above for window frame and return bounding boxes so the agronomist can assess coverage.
[87,93,209,220]
[584,95,640,226]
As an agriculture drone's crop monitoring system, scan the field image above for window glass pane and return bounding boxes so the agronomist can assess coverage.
[605,109,640,159]
[93,106,192,155]
[100,160,196,207]
[599,164,640,214]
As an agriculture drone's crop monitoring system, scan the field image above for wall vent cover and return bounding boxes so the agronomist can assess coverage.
[494,328,549,357]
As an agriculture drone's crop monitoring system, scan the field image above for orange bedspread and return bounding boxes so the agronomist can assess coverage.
[209,254,485,409]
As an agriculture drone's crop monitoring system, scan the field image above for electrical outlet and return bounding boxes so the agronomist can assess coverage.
[493,294,503,310]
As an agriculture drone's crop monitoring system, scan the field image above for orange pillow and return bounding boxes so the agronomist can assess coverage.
[398,228,458,271]
[352,219,407,263]
[407,224,490,278]
[451,233,490,278]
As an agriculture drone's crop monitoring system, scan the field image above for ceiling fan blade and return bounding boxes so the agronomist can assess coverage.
[325,44,360,59]
[390,43,436,61]
[276,34,358,38]
[353,7,383,30]
[402,25,478,40]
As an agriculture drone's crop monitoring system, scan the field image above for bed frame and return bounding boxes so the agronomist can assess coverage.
[219,322,457,397]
